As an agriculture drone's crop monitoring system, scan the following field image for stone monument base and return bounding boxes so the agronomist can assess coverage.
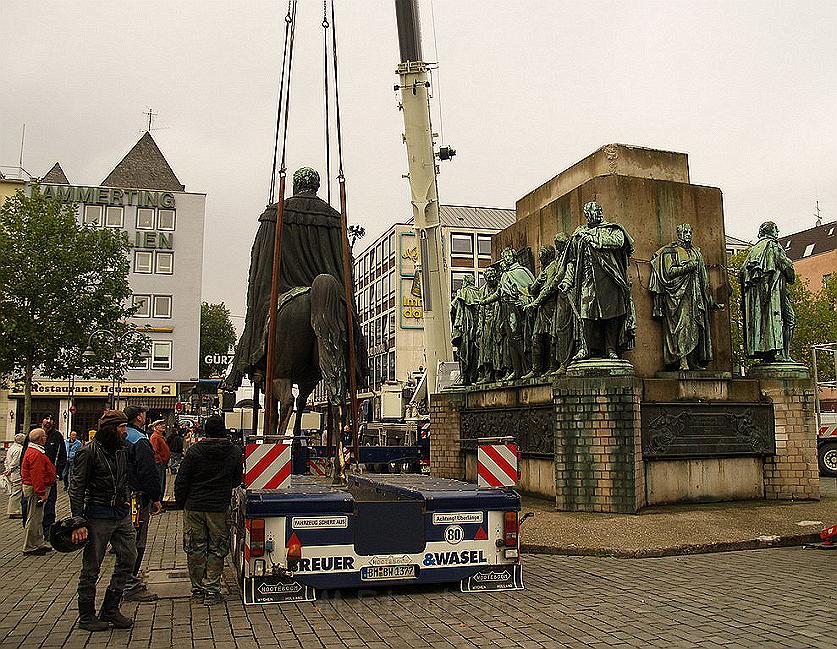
[566,358,635,378]
[747,362,810,380]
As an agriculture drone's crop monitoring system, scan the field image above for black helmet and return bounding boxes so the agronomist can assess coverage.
[50,516,89,553]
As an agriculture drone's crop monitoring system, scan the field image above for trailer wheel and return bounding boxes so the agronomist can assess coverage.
[819,442,837,477]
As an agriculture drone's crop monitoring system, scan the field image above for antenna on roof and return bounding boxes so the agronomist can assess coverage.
[815,200,822,227]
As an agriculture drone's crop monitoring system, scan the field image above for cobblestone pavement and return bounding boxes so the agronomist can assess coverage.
[0,491,833,649]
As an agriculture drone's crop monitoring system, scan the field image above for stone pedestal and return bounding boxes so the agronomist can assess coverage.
[757,374,821,500]
[554,376,645,513]
[429,391,465,479]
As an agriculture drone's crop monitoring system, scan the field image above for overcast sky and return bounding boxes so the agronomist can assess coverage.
[2,0,835,324]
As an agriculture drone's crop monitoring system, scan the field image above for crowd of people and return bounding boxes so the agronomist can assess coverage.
[1,408,242,633]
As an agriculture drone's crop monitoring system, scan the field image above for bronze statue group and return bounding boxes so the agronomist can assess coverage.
[450,200,797,385]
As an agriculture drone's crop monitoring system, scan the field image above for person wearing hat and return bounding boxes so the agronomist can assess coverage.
[20,428,56,555]
[174,415,242,605]
[122,405,162,602]
[148,419,171,502]
[3,433,26,519]
[68,410,137,632]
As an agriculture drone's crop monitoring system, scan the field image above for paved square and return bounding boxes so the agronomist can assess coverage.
[0,490,833,648]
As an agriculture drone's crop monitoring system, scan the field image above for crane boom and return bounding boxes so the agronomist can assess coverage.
[394,0,452,398]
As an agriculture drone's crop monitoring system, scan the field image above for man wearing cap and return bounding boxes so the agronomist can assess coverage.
[149,419,171,502]
[175,415,242,605]
[122,405,162,602]
[69,410,137,632]
[20,428,56,555]
[21,415,67,538]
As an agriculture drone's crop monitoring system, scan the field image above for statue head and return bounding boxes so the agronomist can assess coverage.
[293,167,320,196]
[484,266,499,286]
[583,201,604,226]
[462,275,475,288]
[758,221,779,240]
[500,247,516,269]
[554,232,569,254]
[539,244,555,266]
[676,223,693,248]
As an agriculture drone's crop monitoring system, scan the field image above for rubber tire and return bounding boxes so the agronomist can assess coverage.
[819,442,837,477]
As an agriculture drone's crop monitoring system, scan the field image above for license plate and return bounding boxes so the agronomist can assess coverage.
[420,464,431,474]
[360,565,417,581]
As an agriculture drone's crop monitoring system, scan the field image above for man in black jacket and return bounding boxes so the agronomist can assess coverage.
[69,410,137,632]
[122,405,162,602]
[174,415,242,605]
[21,415,67,538]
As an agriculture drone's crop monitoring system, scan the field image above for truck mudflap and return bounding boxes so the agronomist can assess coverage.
[460,564,524,593]
[244,575,316,605]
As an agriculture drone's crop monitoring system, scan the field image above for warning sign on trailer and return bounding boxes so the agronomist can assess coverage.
[432,512,483,525]
[291,515,349,529]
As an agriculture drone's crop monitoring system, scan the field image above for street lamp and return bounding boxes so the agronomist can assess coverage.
[83,325,152,409]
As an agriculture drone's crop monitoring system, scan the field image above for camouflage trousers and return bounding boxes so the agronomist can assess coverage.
[183,509,230,594]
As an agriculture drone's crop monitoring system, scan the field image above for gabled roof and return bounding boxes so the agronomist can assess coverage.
[779,220,837,261]
[41,162,70,184]
[101,131,184,191]
[725,234,751,247]
[406,204,516,231]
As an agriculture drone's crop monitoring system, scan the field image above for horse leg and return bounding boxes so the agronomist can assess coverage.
[331,403,346,486]
[273,378,295,439]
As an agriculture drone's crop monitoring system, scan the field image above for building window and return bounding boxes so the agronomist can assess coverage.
[803,243,815,258]
[134,251,153,274]
[477,234,492,257]
[105,206,124,228]
[388,350,396,380]
[155,251,174,274]
[83,205,102,226]
[132,295,151,318]
[129,350,150,371]
[153,295,172,318]
[151,341,172,370]
[451,271,475,294]
[136,208,155,230]
[158,209,176,231]
[451,233,474,257]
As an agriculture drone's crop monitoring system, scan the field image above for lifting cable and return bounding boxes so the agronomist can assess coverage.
[263,0,297,437]
[328,0,361,461]
[322,1,332,205]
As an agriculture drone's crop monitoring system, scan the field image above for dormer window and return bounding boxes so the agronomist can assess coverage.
[803,243,815,257]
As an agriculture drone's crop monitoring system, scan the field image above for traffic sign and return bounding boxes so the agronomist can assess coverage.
[69,405,77,414]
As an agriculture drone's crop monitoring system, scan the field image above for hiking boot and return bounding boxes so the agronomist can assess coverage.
[190,589,206,602]
[122,588,158,603]
[78,598,110,632]
[203,592,224,606]
[78,617,110,632]
[99,588,134,629]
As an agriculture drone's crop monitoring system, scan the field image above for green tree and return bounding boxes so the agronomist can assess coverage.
[0,186,143,431]
[200,301,237,378]
[728,250,837,379]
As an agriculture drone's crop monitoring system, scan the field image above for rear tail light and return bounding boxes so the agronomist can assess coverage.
[250,518,265,557]
[503,511,518,548]
[286,532,302,569]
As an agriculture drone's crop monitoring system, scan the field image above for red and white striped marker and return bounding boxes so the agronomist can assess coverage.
[818,424,837,438]
[244,443,291,489]
[307,458,330,477]
[477,443,519,488]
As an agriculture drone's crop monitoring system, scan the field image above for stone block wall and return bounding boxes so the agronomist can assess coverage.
[554,377,646,513]
[429,391,465,479]
[760,378,820,500]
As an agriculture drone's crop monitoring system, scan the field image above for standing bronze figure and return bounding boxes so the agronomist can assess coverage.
[649,223,724,370]
[522,244,557,378]
[560,202,636,361]
[476,266,502,384]
[739,221,796,362]
[450,275,481,385]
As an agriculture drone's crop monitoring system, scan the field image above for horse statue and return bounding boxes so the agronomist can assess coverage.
[268,273,366,484]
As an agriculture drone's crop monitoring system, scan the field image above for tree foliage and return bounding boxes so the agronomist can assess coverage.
[200,301,237,378]
[0,186,143,430]
[727,250,837,380]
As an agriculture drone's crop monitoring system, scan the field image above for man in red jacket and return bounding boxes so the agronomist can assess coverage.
[21,428,57,555]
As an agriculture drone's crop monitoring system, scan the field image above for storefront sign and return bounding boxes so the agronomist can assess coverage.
[40,184,176,208]
[399,232,418,277]
[400,278,424,330]
[132,231,174,250]
[10,380,177,398]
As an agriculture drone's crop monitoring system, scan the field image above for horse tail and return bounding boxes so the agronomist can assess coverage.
[310,274,347,405]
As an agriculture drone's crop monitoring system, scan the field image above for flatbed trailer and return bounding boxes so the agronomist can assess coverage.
[231,473,523,604]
